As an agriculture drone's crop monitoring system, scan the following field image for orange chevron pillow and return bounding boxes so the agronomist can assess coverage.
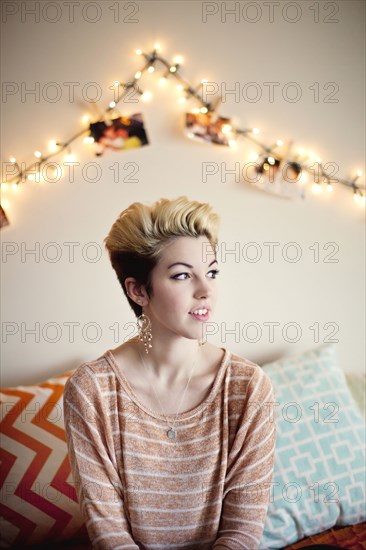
[0,370,90,548]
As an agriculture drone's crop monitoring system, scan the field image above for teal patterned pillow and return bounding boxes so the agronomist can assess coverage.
[259,343,366,549]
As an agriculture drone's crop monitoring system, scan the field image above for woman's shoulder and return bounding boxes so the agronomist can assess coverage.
[63,354,121,424]
[196,343,262,380]
[227,349,261,373]
[64,352,113,395]
[226,350,274,393]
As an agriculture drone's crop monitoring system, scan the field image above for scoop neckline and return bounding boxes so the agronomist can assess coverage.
[103,346,231,422]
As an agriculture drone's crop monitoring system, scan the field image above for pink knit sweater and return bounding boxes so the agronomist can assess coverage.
[63,348,276,549]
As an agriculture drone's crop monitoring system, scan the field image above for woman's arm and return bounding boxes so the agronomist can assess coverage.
[63,367,140,550]
[212,367,277,550]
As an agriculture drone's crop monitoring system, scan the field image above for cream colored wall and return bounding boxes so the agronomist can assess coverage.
[1,0,365,386]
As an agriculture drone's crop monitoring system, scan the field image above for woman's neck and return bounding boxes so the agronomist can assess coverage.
[129,335,204,386]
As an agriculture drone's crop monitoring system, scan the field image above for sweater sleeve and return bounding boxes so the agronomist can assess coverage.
[63,366,140,550]
[213,366,277,550]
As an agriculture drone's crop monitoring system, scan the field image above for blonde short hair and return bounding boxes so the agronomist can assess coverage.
[103,195,220,317]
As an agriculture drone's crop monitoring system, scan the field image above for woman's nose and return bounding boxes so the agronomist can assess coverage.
[194,278,211,298]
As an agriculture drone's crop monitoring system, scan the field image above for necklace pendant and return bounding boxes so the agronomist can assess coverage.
[167,428,177,439]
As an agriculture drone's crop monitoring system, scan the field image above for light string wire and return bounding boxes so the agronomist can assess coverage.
[2,45,365,206]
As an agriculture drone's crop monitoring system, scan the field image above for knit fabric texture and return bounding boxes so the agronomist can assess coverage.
[63,348,276,549]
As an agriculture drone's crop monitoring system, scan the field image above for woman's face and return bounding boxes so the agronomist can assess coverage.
[144,235,219,342]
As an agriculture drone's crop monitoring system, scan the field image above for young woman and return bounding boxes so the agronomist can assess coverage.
[63,196,276,549]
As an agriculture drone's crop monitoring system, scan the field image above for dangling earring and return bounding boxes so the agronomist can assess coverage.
[136,300,152,354]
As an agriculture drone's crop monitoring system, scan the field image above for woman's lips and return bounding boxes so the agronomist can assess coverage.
[189,311,210,321]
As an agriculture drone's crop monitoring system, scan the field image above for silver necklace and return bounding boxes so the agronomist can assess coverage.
[136,342,201,440]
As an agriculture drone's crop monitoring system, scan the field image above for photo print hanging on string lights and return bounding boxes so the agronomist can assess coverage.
[247,141,306,200]
[185,111,235,146]
[89,114,149,156]
[0,205,9,229]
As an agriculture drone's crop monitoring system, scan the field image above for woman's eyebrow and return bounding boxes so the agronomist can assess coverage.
[167,259,218,269]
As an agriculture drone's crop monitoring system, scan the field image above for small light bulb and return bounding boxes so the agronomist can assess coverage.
[34,150,42,158]
[222,124,232,135]
[12,182,18,190]
[174,55,183,64]
[252,128,260,135]
[48,140,58,152]
[65,154,75,163]
[141,91,152,102]
[251,153,259,161]
[109,101,116,108]
[27,174,35,180]
[154,43,161,51]
[147,66,155,73]
[82,115,90,125]
[169,66,177,73]
[113,81,120,87]
[178,97,186,103]
[268,157,275,165]
[276,140,283,146]
[299,171,308,183]
[353,192,359,201]
[200,107,208,114]
[312,183,321,193]
[159,77,167,85]
[192,108,200,114]
[135,71,142,79]
[229,140,237,148]
[357,170,363,177]
[135,49,142,55]
[1,182,8,190]
[9,157,16,163]
[176,84,184,91]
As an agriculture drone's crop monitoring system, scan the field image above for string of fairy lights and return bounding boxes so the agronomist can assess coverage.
[1,44,365,227]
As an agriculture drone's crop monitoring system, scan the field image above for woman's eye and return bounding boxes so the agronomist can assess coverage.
[172,269,220,281]
[172,273,190,280]
[208,269,220,278]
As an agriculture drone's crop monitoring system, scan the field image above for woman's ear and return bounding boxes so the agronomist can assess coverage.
[125,277,148,306]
